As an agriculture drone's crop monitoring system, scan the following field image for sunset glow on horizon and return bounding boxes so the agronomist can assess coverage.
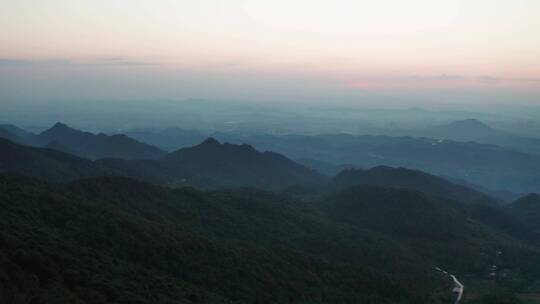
[1,0,539,103]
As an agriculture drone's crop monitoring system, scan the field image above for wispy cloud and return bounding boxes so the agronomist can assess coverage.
[79,58,156,67]
[0,57,155,67]
[0,58,71,66]
[513,77,540,84]
[350,74,540,90]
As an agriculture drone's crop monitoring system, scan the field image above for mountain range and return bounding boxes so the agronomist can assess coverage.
[116,121,540,195]
[0,136,324,189]
[4,121,540,194]
[402,118,540,156]
[0,122,166,160]
[0,137,109,182]
[215,133,540,194]
[329,166,502,206]
[3,121,540,302]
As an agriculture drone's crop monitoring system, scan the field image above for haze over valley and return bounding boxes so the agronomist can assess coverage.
[2,1,540,303]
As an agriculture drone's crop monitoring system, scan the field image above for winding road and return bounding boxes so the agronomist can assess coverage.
[435,267,464,304]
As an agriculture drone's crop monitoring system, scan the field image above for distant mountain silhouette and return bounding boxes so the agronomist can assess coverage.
[125,128,207,151]
[416,118,504,141]
[446,118,495,131]
[37,122,79,141]
[211,133,540,194]
[0,137,324,189]
[440,175,523,203]
[0,137,109,181]
[413,118,540,156]
[0,124,34,139]
[296,158,355,176]
[35,122,166,160]
[0,124,39,146]
[91,125,540,193]
[161,138,326,189]
[330,166,496,205]
[0,127,23,144]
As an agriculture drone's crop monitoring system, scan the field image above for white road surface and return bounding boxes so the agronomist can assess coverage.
[435,267,464,304]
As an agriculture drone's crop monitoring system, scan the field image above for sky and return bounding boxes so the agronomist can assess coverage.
[1,0,540,104]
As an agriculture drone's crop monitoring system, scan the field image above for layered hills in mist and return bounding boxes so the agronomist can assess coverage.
[2,121,540,303]
[123,119,540,194]
[397,118,540,156]
[0,134,324,190]
[3,120,540,194]
[0,122,165,160]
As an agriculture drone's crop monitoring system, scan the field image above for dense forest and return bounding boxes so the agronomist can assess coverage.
[1,172,540,303]
[2,0,540,301]
[2,124,540,303]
